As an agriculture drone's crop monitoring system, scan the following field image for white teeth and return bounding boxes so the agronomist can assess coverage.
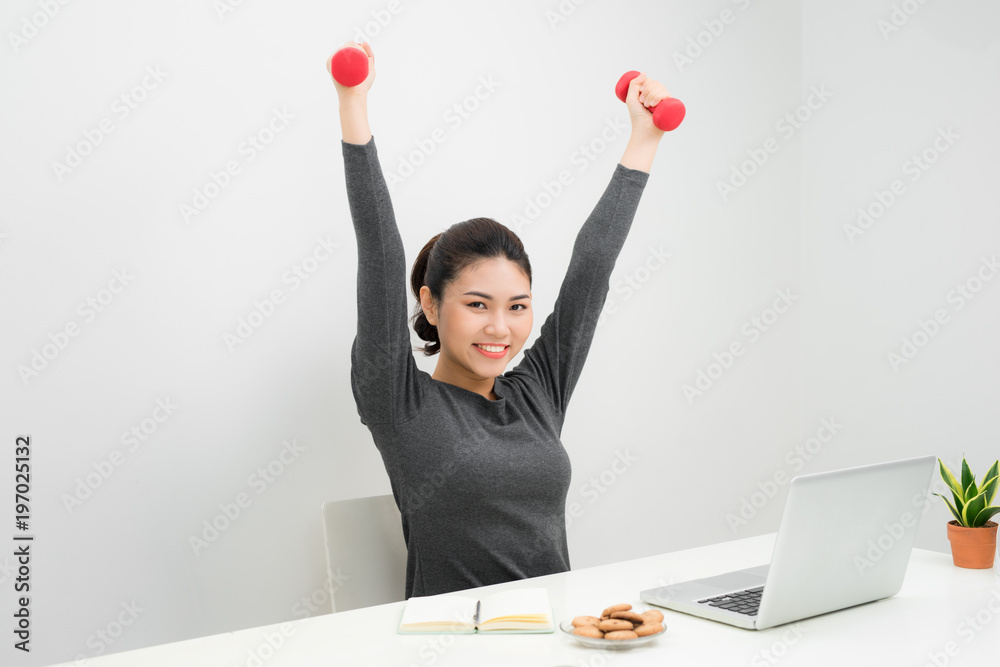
[475,344,506,353]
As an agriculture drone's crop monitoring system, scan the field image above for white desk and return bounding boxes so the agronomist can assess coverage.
[50,534,999,666]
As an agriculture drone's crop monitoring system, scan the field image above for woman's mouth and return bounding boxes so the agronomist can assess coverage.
[473,343,508,359]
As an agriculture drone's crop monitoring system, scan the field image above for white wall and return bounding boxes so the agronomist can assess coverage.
[799,0,1000,551]
[0,1,996,665]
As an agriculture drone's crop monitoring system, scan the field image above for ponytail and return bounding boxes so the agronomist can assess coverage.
[410,233,444,356]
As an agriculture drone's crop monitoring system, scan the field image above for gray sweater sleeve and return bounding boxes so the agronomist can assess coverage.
[341,136,418,426]
[511,163,650,417]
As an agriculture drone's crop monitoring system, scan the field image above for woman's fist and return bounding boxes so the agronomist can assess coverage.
[624,73,669,137]
[329,41,375,100]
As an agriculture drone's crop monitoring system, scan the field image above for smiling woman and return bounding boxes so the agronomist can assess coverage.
[410,220,534,400]
[332,40,664,599]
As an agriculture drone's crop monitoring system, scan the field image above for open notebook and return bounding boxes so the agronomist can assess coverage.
[397,587,555,634]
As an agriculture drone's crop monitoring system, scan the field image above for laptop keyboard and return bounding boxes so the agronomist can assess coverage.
[697,585,764,616]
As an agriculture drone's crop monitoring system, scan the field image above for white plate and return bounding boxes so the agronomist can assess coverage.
[559,607,666,649]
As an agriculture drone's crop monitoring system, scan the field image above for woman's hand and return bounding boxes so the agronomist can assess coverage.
[624,72,669,141]
[332,41,376,102]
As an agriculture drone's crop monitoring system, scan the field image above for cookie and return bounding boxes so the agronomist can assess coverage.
[571,615,601,628]
[634,622,663,636]
[597,618,634,632]
[573,625,604,639]
[641,609,664,623]
[601,603,632,617]
[610,610,645,625]
[604,630,639,640]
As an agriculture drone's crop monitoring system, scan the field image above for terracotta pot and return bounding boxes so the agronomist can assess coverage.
[946,520,998,569]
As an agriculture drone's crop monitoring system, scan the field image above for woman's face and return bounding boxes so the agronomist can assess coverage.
[420,257,533,381]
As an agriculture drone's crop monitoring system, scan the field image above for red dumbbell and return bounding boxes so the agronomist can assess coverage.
[327,45,369,87]
[615,71,685,131]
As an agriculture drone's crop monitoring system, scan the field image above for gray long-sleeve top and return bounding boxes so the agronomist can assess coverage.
[342,136,649,599]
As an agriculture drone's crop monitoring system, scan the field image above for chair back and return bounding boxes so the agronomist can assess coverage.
[321,494,407,612]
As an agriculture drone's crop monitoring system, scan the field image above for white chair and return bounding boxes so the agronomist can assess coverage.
[321,494,407,612]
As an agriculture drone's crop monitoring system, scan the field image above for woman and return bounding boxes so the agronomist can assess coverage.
[334,41,666,599]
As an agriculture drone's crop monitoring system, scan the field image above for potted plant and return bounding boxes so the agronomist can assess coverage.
[933,457,999,568]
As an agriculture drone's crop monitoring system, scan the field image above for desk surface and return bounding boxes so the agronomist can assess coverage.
[53,534,1000,666]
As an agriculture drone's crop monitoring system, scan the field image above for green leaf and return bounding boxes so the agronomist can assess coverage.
[972,505,1000,528]
[964,477,979,503]
[961,458,975,495]
[980,473,999,509]
[962,488,988,527]
[938,459,965,504]
[952,490,966,515]
[980,461,999,504]
[933,492,965,525]
[981,460,999,486]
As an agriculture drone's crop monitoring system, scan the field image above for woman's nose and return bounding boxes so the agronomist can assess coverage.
[484,312,510,337]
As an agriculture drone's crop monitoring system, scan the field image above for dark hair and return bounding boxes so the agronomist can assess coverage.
[409,217,531,356]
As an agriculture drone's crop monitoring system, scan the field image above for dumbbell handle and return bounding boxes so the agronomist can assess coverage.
[328,45,369,88]
[615,71,685,132]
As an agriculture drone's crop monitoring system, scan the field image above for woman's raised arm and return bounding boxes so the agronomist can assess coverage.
[508,75,666,416]
[333,42,420,427]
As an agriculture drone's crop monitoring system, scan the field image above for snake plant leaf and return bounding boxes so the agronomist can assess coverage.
[962,488,989,528]
[933,492,964,524]
[964,478,979,503]
[951,489,965,515]
[980,473,999,508]
[938,459,965,503]
[980,462,999,504]
[961,458,974,496]
[972,505,1000,528]
[982,460,999,484]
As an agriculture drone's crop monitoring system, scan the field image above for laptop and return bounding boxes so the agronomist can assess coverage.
[639,455,936,630]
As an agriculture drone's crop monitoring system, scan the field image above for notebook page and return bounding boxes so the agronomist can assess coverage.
[399,593,479,628]
[478,588,551,623]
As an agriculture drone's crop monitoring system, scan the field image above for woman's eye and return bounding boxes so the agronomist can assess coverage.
[467,302,528,310]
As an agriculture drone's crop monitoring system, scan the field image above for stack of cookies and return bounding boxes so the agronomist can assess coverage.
[571,603,664,640]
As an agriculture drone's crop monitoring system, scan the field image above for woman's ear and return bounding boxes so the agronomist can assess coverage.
[419,286,438,326]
